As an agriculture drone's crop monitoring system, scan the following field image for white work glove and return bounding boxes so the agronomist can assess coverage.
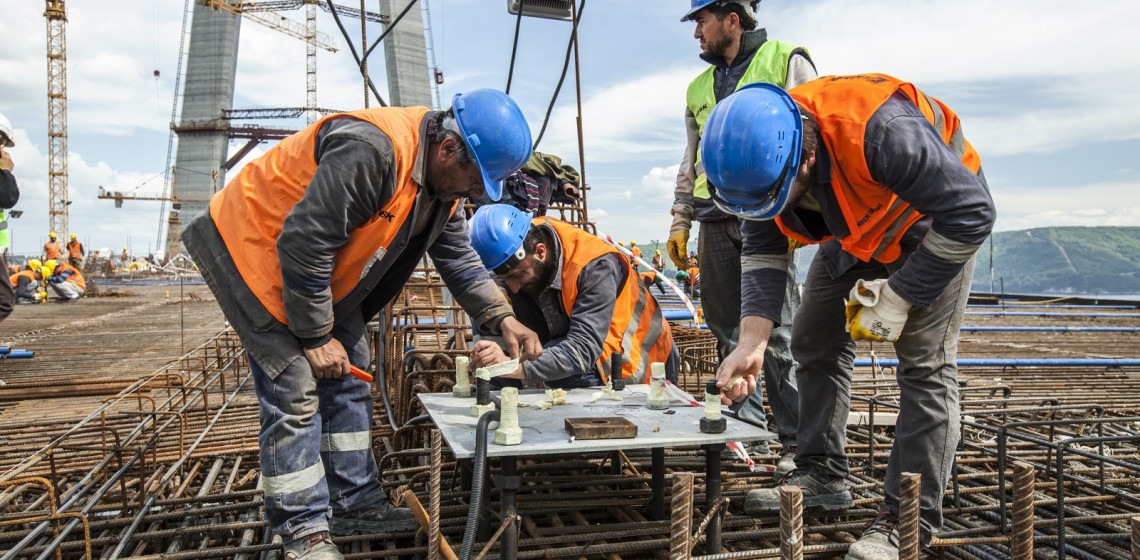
[845,279,911,343]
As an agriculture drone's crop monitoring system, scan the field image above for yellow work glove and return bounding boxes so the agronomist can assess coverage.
[666,217,691,270]
[845,278,911,343]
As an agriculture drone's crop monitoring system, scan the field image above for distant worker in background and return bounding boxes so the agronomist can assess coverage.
[688,250,698,268]
[182,89,541,560]
[46,259,85,302]
[120,248,129,265]
[477,151,581,215]
[703,76,995,559]
[67,233,85,269]
[640,269,668,296]
[469,204,679,389]
[10,260,40,305]
[652,249,666,271]
[629,240,642,271]
[0,113,19,321]
[669,0,815,477]
[43,232,62,262]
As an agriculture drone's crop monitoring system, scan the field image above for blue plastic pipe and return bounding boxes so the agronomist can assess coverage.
[969,304,1137,310]
[965,311,1140,318]
[961,326,1140,333]
[854,358,1140,367]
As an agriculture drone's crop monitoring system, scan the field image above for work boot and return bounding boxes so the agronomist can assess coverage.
[846,511,900,560]
[774,446,797,479]
[284,531,343,560]
[329,501,418,535]
[744,470,853,514]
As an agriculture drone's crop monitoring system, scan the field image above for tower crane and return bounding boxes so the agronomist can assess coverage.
[44,0,69,238]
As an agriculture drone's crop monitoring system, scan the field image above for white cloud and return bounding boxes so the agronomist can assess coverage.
[992,180,1140,231]
[639,165,679,202]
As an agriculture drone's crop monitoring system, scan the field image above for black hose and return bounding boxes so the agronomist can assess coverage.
[324,0,387,106]
[364,0,420,60]
[505,0,525,93]
[531,0,585,151]
[459,409,500,560]
[376,362,399,429]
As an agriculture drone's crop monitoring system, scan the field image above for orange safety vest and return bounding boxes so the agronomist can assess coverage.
[542,218,672,384]
[630,246,642,259]
[67,240,83,259]
[10,269,34,287]
[44,241,62,260]
[639,270,657,284]
[687,267,700,283]
[54,262,86,290]
[779,74,982,263]
[210,106,456,324]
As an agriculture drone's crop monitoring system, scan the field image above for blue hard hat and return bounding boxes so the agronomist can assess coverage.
[681,0,755,22]
[469,204,532,274]
[452,89,533,202]
[701,82,802,221]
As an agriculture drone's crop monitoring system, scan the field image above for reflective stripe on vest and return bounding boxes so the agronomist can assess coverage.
[209,106,445,325]
[778,74,982,263]
[0,210,8,251]
[56,262,86,290]
[686,39,804,200]
[542,218,673,384]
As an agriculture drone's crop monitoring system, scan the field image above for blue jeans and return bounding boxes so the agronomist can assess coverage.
[251,348,385,540]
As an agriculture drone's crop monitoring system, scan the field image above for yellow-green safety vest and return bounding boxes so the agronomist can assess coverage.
[686,39,805,200]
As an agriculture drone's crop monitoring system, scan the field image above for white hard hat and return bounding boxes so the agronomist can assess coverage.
[0,113,14,148]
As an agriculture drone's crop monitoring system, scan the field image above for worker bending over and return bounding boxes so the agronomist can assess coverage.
[183,89,541,560]
[703,75,995,560]
[46,260,85,301]
[468,204,679,389]
[9,259,40,304]
[640,269,668,296]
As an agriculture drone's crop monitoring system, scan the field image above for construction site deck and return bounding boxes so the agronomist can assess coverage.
[2,276,1140,560]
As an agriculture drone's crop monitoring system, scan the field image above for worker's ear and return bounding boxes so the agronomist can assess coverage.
[534,242,547,263]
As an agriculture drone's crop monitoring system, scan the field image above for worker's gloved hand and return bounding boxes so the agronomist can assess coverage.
[666,216,690,269]
[845,278,911,343]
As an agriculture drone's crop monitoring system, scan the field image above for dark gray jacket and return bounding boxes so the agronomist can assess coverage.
[184,114,514,378]
[741,93,996,323]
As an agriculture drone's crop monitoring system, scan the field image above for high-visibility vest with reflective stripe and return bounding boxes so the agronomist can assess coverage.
[209,106,451,324]
[67,240,83,258]
[55,262,85,291]
[543,218,672,384]
[639,270,657,284]
[778,74,982,263]
[10,269,33,287]
[44,241,62,260]
[687,39,804,200]
[0,210,9,252]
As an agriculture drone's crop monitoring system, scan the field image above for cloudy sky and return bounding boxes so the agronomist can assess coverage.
[1,0,1139,256]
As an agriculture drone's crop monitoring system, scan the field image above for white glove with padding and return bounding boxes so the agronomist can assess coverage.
[844,278,912,342]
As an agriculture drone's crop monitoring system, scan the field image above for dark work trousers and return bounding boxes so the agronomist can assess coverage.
[698,218,800,446]
[792,251,975,542]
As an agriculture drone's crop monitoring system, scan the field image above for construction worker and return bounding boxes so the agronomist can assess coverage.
[468,204,679,388]
[46,259,85,301]
[66,233,85,269]
[120,248,129,266]
[182,89,541,560]
[640,269,668,296]
[703,76,995,559]
[651,249,666,271]
[42,232,62,262]
[0,113,19,321]
[669,0,814,478]
[10,260,39,305]
[628,240,642,271]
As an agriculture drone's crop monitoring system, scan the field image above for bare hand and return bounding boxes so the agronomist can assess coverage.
[0,148,13,172]
[561,181,580,200]
[469,340,525,379]
[715,347,760,405]
[499,316,541,361]
[303,338,351,380]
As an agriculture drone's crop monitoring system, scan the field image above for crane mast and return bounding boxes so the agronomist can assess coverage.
[44,0,69,237]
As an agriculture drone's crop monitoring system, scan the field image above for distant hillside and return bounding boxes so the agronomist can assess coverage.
[792,227,1140,296]
[971,227,1140,296]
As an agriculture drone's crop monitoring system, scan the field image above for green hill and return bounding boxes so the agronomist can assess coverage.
[792,227,1140,296]
[971,227,1140,295]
